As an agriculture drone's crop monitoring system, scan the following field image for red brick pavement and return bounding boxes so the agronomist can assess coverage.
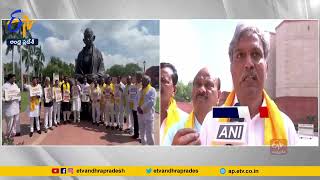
[7,107,159,145]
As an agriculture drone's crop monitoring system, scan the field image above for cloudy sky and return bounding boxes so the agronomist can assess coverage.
[161,19,282,92]
[2,20,159,71]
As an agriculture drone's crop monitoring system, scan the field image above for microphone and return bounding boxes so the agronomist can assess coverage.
[211,106,250,145]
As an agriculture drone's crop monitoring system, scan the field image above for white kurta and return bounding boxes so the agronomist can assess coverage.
[72,85,82,111]
[160,108,189,146]
[25,84,42,117]
[200,97,298,146]
[137,86,157,145]
[128,83,141,111]
[2,82,21,117]
[81,83,90,102]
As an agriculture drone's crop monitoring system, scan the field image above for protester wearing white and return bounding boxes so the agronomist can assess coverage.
[25,78,42,136]
[91,81,101,124]
[53,80,62,125]
[102,77,115,128]
[72,82,82,123]
[137,76,157,145]
[2,74,21,138]
[114,79,125,129]
[43,77,54,133]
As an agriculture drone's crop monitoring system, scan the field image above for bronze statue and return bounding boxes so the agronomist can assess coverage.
[75,28,105,83]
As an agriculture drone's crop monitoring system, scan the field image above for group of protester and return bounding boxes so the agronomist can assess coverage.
[160,23,298,146]
[3,72,157,145]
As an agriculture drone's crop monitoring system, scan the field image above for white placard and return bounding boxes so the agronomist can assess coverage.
[30,86,41,97]
[54,88,62,102]
[63,90,70,102]
[44,87,53,103]
[4,89,21,101]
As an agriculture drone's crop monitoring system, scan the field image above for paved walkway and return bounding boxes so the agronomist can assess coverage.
[6,108,159,145]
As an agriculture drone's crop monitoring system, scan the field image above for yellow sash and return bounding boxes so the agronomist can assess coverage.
[184,111,195,129]
[114,84,122,105]
[219,89,288,145]
[161,97,180,142]
[104,84,115,103]
[62,82,70,92]
[138,84,152,107]
[30,85,40,111]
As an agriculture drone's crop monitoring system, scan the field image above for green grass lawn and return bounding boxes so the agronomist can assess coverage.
[21,91,28,112]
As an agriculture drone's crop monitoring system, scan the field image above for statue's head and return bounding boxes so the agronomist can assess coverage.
[83,28,95,47]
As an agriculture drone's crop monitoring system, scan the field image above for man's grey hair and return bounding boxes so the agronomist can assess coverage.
[228,23,270,61]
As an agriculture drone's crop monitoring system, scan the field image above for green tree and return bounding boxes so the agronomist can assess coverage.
[2,20,22,74]
[106,63,143,77]
[106,64,125,77]
[175,81,192,102]
[3,62,21,83]
[33,46,45,77]
[41,57,75,79]
[124,63,143,76]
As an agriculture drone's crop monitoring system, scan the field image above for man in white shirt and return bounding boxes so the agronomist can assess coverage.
[137,75,157,145]
[90,78,102,124]
[200,24,298,146]
[170,68,221,145]
[2,74,21,138]
[124,76,134,134]
[25,76,43,137]
[81,76,91,121]
[160,62,188,145]
[114,76,125,130]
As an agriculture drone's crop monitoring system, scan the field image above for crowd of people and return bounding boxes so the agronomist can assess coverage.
[2,72,157,145]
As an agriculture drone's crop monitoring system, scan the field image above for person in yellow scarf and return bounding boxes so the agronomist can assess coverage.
[200,23,298,146]
[160,62,188,145]
[25,76,42,137]
[103,76,115,129]
[90,78,102,125]
[137,75,157,145]
[171,68,221,145]
[61,76,71,124]
[99,77,106,125]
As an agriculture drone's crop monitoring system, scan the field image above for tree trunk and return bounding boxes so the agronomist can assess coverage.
[20,45,23,90]
[12,48,15,74]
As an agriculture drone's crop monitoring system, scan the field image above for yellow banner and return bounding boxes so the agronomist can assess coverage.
[0,166,319,176]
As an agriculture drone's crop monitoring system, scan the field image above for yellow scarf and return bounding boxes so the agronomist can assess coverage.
[219,89,288,145]
[114,84,122,104]
[184,111,195,129]
[123,85,130,108]
[104,84,115,103]
[30,85,40,111]
[62,82,70,92]
[138,84,152,107]
[161,97,181,143]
